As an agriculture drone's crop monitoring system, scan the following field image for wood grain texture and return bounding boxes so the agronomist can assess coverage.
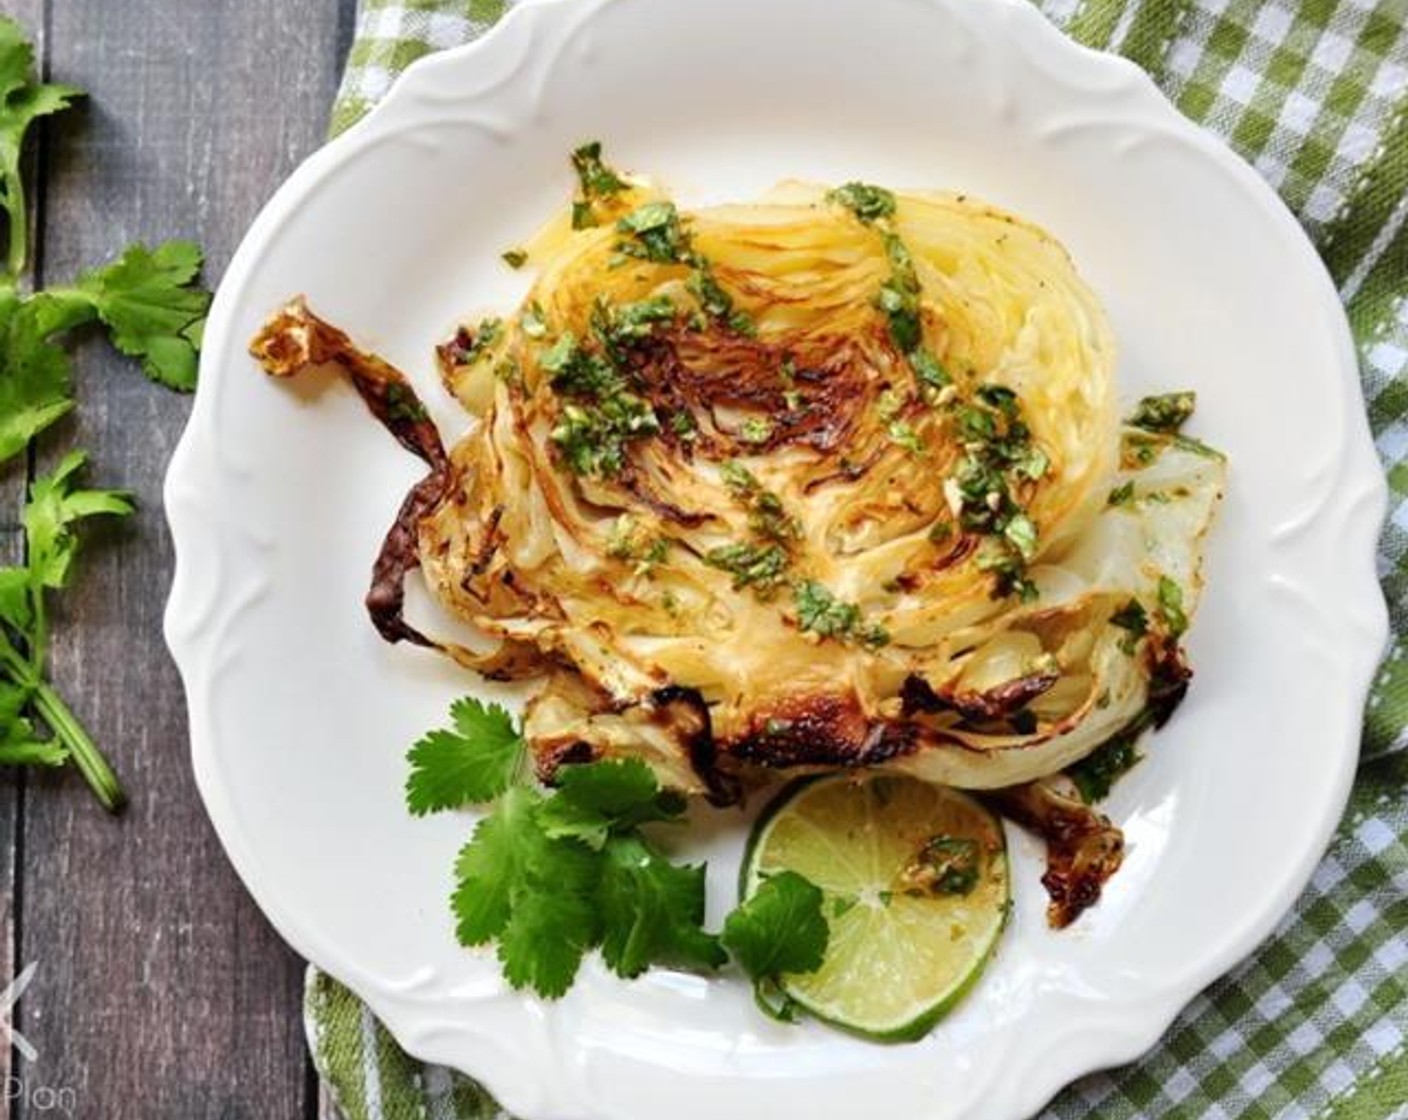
[5,0,356,1116]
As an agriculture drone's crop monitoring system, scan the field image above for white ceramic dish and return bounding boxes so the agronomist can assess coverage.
[164,0,1388,1117]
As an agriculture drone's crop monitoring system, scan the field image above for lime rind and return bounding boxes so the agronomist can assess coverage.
[741,774,1010,1042]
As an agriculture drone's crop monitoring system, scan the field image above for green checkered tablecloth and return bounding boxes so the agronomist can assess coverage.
[309,1,1408,1117]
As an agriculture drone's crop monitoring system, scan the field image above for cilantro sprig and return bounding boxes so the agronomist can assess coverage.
[0,19,80,277]
[0,452,133,805]
[409,697,830,1009]
[721,870,829,1020]
[0,17,211,809]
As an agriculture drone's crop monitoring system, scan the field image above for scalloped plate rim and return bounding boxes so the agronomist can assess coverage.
[164,0,1389,1117]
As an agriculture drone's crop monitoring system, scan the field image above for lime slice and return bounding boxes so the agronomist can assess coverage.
[742,773,1010,1041]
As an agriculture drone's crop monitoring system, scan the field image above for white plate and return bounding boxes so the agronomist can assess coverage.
[164,1,1388,1117]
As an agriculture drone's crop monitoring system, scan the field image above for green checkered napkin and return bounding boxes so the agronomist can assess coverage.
[311,1,1408,1116]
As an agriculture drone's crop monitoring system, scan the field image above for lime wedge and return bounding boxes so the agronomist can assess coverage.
[742,774,1010,1041]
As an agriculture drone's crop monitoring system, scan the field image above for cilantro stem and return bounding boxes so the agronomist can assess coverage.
[31,682,125,812]
[2,148,26,277]
[29,581,47,670]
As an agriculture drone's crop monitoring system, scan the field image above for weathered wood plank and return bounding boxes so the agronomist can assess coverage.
[0,2,51,1116]
[15,1,348,1116]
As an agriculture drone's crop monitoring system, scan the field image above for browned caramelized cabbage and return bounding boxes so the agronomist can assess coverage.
[252,180,1223,817]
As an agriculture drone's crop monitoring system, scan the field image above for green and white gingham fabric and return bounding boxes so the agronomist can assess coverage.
[312,1,1408,1117]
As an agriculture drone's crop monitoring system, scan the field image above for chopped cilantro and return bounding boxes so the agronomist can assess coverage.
[877,230,923,354]
[616,201,691,263]
[569,141,628,228]
[520,301,548,339]
[826,181,897,224]
[704,541,790,595]
[1108,480,1136,506]
[611,295,677,338]
[501,248,528,269]
[975,383,1018,415]
[550,394,660,477]
[719,460,761,494]
[1002,511,1038,560]
[454,317,502,366]
[975,538,1038,603]
[911,348,951,390]
[1157,576,1188,637]
[688,261,754,334]
[739,416,772,444]
[876,388,904,421]
[1109,598,1149,637]
[719,461,799,545]
[792,580,889,647]
[541,331,612,394]
[606,516,670,575]
[1128,391,1196,434]
[888,420,923,454]
[571,200,596,230]
[571,141,629,199]
[1172,432,1224,460]
[943,382,1047,598]
[1068,717,1150,802]
[904,836,981,897]
[383,381,429,424]
[1016,446,1049,480]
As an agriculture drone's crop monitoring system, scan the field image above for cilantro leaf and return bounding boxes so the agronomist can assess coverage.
[497,880,601,998]
[405,697,526,815]
[0,566,30,630]
[451,785,602,999]
[538,758,686,849]
[721,870,829,983]
[0,679,55,767]
[0,17,82,275]
[597,834,725,978]
[0,716,64,766]
[440,756,728,998]
[24,450,134,590]
[450,792,530,945]
[0,677,28,724]
[75,240,210,390]
[0,449,130,808]
[0,20,208,811]
[0,287,99,464]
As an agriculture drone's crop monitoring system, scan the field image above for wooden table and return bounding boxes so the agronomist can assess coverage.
[1,2,357,1115]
